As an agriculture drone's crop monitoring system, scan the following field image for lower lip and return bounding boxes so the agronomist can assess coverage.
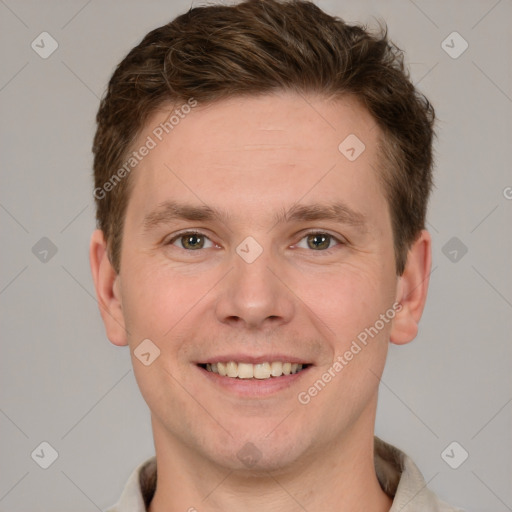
[197,365,311,397]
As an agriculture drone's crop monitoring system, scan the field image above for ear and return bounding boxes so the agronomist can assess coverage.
[89,229,128,346]
[390,229,432,345]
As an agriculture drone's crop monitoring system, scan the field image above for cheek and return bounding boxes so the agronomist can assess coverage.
[119,258,193,342]
[131,352,205,444]
[301,268,393,422]
[299,262,393,341]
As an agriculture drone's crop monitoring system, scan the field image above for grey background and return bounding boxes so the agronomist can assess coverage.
[1,0,511,510]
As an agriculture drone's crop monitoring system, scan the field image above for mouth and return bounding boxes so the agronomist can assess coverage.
[197,361,311,380]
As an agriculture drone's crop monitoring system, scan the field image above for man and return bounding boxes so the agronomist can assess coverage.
[89,0,462,510]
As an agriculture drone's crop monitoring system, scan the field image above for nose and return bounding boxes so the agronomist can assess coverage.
[214,248,295,330]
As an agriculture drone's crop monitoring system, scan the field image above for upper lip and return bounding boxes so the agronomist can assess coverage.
[196,354,312,365]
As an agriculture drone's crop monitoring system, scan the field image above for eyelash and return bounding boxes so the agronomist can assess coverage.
[166,230,346,251]
[166,231,217,250]
[295,231,345,251]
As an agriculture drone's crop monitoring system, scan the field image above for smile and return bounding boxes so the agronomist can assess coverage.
[199,361,309,379]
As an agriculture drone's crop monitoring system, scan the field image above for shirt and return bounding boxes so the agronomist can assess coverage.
[106,437,463,511]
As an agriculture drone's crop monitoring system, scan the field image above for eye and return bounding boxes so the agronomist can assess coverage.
[295,232,343,251]
[168,231,215,250]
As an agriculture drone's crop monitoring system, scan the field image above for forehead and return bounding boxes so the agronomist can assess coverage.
[125,91,386,229]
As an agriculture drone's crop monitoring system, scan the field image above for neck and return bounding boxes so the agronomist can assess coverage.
[147,414,392,512]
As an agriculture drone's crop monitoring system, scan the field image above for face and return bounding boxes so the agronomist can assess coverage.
[96,91,411,472]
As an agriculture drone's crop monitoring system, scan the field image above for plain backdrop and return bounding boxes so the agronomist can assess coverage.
[1,1,511,510]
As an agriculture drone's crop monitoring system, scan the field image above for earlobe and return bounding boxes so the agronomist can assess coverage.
[390,230,432,346]
[89,229,128,346]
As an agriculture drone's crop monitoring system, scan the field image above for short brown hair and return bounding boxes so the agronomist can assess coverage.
[93,0,435,275]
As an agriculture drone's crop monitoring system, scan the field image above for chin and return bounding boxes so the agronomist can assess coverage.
[203,429,314,475]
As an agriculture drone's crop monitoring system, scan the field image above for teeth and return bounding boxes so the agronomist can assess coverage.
[253,363,271,379]
[226,361,238,378]
[238,363,254,379]
[270,361,282,377]
[217,362,227,376]
[203,361,305,379]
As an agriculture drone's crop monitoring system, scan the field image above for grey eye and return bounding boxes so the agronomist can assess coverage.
[296,233,340,251]
[170,232,214,250]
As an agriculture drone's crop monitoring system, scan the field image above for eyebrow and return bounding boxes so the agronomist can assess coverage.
[143,201,228,232]
[278,202,367,230]
[142,200,368,233]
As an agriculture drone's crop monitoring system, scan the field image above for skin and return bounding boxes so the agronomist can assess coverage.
[90,91,431,512]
